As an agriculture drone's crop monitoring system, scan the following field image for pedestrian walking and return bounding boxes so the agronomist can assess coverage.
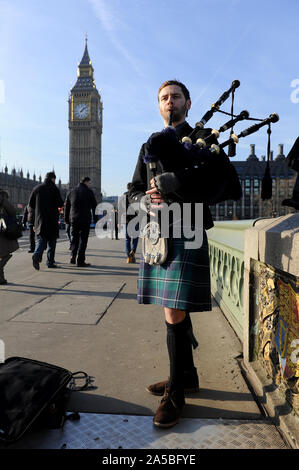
[65,223,72,249]
[29,172,64,270]
[22,204,35,253]
[64,201,72,250]
[110,206,119,240]
[129,80,241,428]
[65,176,97,267]
[0,190,19,285]
[121,183,139,263]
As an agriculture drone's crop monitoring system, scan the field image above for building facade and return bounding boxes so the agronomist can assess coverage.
[0,168,67,214]
[210,144,297,221]
[68,39,103,202]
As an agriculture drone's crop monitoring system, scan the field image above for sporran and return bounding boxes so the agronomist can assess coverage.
[141,220,168,265]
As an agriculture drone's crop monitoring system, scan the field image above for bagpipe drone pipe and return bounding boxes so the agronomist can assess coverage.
[143,80,279,205]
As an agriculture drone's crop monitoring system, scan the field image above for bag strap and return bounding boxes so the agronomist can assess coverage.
[68,371,95,391]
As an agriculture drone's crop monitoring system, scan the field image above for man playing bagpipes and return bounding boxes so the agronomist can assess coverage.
[128,80,243,428]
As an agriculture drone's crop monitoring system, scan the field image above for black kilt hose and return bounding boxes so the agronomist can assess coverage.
[137,229,211,312]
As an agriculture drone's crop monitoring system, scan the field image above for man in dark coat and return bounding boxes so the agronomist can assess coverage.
[29,172,64,270]
[22,204,35,253]
[129,80,241,429]
[65,176,97,267]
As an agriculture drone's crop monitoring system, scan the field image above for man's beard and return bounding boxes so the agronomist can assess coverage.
[165,103,188,124]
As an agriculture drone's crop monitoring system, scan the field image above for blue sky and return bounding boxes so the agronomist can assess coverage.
[0,0,298,196]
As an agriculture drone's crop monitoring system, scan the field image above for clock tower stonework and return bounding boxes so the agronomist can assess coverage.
[69,40,103,201]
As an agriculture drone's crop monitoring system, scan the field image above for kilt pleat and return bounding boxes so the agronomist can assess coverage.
[137,230,211,312]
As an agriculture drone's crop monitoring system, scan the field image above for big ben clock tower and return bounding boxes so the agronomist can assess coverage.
[69,38,103,201]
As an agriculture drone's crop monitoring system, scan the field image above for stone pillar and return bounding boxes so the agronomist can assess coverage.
[243,214,299,447]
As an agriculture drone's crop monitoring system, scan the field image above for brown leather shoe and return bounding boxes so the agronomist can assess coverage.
[153,388,185,428]
[146,379,170,396]
[146,368,199,396]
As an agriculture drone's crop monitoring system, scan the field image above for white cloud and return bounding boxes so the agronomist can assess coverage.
[88,0,145,78]
[88,0,124,31]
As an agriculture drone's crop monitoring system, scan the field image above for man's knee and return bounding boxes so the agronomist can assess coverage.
[164,308,186,324]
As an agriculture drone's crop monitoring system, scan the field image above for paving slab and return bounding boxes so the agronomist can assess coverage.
[10,280,125,325]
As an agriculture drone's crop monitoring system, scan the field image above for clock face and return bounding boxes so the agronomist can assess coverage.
[74,103,89,119]
[97,106,102,121]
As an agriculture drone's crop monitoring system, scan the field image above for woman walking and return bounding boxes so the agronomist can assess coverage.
[0,190,19,285]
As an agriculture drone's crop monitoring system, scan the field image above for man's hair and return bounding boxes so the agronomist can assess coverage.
[45,171,56,180]
[81,176,91,184]
[158,80,190,102]
[127,182,132,190]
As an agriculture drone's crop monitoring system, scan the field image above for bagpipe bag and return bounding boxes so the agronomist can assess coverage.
[145,126,242,205]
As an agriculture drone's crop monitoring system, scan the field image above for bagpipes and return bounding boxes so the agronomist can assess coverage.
[144,80,280,203]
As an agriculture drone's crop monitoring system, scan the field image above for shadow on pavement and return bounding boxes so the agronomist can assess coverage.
[67,392,153,416]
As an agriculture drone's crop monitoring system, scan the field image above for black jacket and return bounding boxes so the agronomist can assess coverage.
[129,122,242,230]
[65,183,97,225]
[286,136,299,172]
[29,179,64,240]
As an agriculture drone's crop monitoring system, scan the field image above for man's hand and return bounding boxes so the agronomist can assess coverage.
[153,172,180,195]
[144,178,166,216]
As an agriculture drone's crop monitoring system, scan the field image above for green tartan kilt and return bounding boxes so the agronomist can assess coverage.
[137,230,211,312]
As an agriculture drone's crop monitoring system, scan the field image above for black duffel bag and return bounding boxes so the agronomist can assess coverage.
[0,356,92,444]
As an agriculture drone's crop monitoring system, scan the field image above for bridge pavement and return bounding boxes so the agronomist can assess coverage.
[0,230,289,449]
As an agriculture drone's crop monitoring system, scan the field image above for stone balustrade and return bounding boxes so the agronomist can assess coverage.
[207,219,255,340]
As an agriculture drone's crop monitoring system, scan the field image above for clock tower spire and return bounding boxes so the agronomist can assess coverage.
[68,38,103,201]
